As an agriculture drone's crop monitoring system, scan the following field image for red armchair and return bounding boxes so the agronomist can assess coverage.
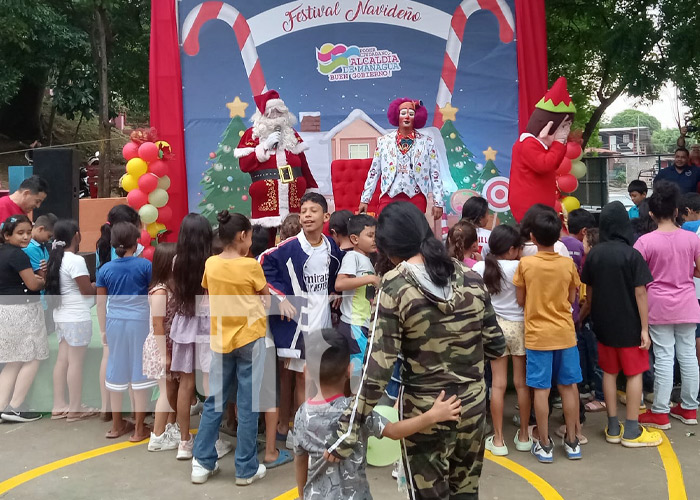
[331,159,380,215]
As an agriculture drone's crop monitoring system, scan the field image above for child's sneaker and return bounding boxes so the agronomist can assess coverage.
[605,423,623,444]
[513,430,533,452]
[485,435,509,456]
[235,464,266,486]
[190,400,203,416]
[215,438,233,458]
[285,431,294,450]
[177,436,194,460]
[191,458,219,484]
[621,426,662,448]
[670,405,698,425]
[148,429,180,452]
[531,438,554,463]
[638,410,671,430]
[166,422,181,442]
[563,437,582,460]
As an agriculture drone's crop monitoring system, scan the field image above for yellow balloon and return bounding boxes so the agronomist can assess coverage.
[146,222,160,238]
[121,173,138,192]
[562,196,581,213]
[126,158,148,178]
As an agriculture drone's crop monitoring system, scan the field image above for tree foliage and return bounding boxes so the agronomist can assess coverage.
[651,128,680,154]
[606,109,662,133]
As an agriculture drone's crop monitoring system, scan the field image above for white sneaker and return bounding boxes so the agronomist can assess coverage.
[235,464,266,486]
[177,436,194,460]
[148,430,179,452]
[191,458,219,484]
[215,438,233,458]
[190,400,203,416]
[285,431,294,450]
[166,422,181,442]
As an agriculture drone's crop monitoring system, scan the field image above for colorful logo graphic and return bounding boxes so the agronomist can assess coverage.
[316,43,401,81]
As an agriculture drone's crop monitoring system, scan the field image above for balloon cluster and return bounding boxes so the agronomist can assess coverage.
[555,140,587,214]
[119,131,173,261]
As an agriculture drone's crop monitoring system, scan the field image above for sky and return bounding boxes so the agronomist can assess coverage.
[603,82,689,129]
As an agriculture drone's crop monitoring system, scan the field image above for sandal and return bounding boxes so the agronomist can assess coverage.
[129,425,152,443]
[51,410,68,420]
[66,405,100,422]
[555,425,589,445]
[584,400,607,412]
[263,449,293,469]
[105,421,135,439]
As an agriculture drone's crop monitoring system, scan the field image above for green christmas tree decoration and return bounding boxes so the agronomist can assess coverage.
[198,114,252,226]
[440,120,479,191]
[476,158,500,191]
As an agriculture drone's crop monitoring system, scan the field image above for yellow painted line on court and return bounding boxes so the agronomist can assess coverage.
[485,451,564,500]
[270,487,299,500]
[0,439,145,495]
[657,430,687,500]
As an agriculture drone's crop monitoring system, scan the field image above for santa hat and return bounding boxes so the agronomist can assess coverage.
[254,90,284,114]
[535,77,576,113]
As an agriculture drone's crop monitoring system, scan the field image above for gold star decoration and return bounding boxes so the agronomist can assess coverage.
[439,102,458,122]
[483,146,497,161]
[226,96,248,118]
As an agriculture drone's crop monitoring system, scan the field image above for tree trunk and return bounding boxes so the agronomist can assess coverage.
[74,111,84,141]
[581,87,625,149]
[0,77,47,141]
[92,5,111,198]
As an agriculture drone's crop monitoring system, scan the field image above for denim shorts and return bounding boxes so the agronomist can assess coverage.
[526,346,582,389]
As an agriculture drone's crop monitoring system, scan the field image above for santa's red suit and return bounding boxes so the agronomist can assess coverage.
[233,92,318,228]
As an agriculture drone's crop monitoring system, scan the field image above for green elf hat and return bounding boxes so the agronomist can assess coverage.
[535,77,576,113]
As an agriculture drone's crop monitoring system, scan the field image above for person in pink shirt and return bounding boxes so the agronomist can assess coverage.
[0,176,48,221]
[634,180,700,430]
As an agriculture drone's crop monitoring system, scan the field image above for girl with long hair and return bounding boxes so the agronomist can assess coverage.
[472,225,531,455]
[461,196,493,257]
[327,202,506,499]
[446,219,481,267]
[46,220,98,421]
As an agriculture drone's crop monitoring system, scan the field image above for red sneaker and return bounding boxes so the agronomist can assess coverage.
[638,410,671,430]
[670,406,698,425]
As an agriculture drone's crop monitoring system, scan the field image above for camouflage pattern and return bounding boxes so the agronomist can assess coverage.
[328,260,505,498]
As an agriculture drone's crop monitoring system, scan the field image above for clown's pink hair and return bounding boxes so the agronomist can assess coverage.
[387,97,428,129]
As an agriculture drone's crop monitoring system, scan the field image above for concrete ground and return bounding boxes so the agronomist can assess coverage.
[1,394,698,500]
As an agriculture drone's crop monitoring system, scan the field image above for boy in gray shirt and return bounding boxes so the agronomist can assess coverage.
[293,329,462,500]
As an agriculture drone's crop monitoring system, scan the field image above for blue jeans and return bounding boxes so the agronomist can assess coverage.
[649,324,699,413]
[193,338,264,478]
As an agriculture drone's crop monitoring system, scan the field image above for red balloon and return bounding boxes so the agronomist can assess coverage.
[138,173,159,194]
[139,229,151,247]
[139,142,160,162]
[141,245,156,261]
[557,173,579,193]
[148,159,168,177]
[157,205,173,226]
[556,157,572,175]
[126,189,149,210]
[565,141,583,160]
[122,142,139,161]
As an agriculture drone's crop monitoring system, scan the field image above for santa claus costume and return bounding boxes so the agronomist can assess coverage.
[234,90,319,244]
[508,77,575,222]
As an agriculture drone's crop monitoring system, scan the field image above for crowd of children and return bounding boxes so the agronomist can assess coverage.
[1,179,700,498]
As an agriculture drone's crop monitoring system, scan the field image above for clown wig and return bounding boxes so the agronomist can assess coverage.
[387,97,428,129]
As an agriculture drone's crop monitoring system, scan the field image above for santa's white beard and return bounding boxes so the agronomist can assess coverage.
[253,113,297,151]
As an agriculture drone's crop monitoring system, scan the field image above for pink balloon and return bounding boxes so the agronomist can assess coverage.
[557,173,579,193]
[148,159,168,177]
[122,142,139,161]
[127,189,149,210]
[565,141,583,160]
[137,173,159,194]
[556,157,572,175]
[157,206,173,226]
[139,142,160,162]
[141,245,155,261]
[139,229,151,247]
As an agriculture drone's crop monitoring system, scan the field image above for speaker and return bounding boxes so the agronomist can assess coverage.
[32,148,80,221]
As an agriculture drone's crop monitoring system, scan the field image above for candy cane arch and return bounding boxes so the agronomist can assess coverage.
[182,2,267,96]
[433,0,515,128]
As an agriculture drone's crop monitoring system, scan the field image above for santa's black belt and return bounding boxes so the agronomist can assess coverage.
[249,166,302,184]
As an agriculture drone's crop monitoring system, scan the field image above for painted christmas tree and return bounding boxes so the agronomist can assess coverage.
[476,146,501,191]
[440,120,479,190]
[198,98,252,226]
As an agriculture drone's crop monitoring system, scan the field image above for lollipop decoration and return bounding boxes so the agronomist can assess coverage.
[120,128,174,260]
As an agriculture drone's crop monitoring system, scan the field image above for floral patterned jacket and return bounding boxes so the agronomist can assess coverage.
[360,130,444,207]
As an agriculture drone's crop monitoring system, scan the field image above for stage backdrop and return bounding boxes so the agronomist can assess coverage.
[176,0,534,225]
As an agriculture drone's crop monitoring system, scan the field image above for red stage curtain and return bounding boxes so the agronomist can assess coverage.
[515,0,548,133]
[149,0,188,241]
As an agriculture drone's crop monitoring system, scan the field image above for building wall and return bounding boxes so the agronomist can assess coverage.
[331,120,382,160]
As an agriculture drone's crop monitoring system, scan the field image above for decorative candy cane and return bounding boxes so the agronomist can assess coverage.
[433,0,515,128]
[182,2,267,96]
